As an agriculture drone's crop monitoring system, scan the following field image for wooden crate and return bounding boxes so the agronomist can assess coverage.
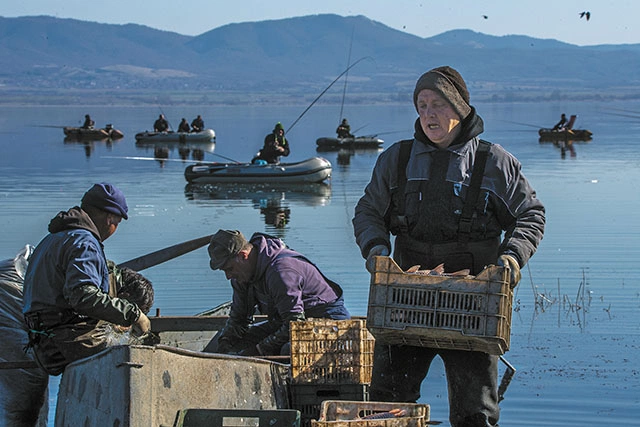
[290,319,375,384]
[311,400,430,427]
[367,257,512,355]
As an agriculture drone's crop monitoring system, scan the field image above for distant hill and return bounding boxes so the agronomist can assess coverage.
[1,14,640,104]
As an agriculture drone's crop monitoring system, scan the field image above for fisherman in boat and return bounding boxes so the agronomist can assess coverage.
[178,118,191,133]
[22,183,152,376]
[203,229,350,356]
[254,122,290,164]
[154,114,170,132]
[336,118,354,138]
[552,113,568,131]
[190,115,205,132]
[82,114,95,129]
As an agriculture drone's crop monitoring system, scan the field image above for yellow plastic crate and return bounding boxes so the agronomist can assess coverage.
[290,319,375,384]
[367,257,512,355]
[311,401,430,427]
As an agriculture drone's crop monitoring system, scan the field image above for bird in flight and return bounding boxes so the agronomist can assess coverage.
[482,15,489,19]
[579,11,591,21]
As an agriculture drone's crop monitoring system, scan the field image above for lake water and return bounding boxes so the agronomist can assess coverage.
[1,100,639,426]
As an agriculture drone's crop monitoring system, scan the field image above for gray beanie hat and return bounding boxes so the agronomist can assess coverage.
[413,66,471,119]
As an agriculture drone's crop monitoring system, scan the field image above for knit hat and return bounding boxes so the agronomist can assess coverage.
[81,182,129,220]
[208,229,249,270]
[274,122,284,132]
[413,66,471,119]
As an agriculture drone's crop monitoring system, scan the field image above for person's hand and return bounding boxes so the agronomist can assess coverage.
[238,344,261,357]
[132,312,151,337]
[366,244,389,273]
[497,254,521,288]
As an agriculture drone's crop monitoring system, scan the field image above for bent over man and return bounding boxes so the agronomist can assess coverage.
[204,230,350,356]
[22,182,151,375]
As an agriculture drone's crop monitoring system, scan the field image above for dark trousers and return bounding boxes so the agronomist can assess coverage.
[370,343,500,427]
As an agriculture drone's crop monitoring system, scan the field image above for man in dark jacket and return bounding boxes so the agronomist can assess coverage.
[154,114,169,132]
[190,115,205,132]
[255,122,290,164]
[353,66,545,427]
[22,182,151,375]
[204,229,350,356]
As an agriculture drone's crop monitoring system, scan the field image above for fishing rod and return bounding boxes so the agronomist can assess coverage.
[157,104,173,131]
[338,25,355,123]
[103,151,242,164]
[286,56,373,134]
[498,119,543,129]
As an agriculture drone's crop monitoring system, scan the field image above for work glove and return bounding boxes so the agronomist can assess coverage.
[237,344,261,357]
[132,312,151,337]
[497,254,521,289]
[366,244,390,273]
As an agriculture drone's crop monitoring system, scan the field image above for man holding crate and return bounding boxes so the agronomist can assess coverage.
[352,66,545,427]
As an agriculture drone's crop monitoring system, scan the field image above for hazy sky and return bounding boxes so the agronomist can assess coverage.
[0,0,636,46]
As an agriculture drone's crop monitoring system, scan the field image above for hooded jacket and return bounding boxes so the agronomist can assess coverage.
[353,108,545,268]
[220,233,345,354]
[22,206,140,326]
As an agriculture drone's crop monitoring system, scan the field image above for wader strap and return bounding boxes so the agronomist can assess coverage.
[458,140,491,243]
[389,139,414,234]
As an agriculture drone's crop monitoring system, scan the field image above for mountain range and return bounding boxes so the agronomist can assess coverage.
[1,14,639,104]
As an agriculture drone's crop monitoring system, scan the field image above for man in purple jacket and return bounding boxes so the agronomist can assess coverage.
[205,229,350,356]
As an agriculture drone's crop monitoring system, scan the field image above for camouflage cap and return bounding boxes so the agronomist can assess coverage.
[208,229,248,270]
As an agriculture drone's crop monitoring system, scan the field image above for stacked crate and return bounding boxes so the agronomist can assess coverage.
[311,400,431,427]
[289,319,375,426]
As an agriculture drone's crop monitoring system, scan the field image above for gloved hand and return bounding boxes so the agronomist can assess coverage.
[132,312,151,337]
[497,254,521,289]
[237,344,261,357]
[366,244,390,273]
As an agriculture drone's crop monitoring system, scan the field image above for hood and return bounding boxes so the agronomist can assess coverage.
[47,206,101,240]
[249,232,288,280]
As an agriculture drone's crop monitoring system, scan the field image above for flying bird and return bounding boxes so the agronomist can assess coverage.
[579,11,591,21]
[482,15,489,19]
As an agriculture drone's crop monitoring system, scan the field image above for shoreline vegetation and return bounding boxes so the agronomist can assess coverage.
[2,87,640,106]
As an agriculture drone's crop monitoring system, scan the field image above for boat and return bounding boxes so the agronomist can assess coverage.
[184,157,332,184]
[54,315,291,427]
[316,136,384,151]
[538,114,592,142]
[134,129,216,143]
[63,125,124,140]
[538,128,593,142]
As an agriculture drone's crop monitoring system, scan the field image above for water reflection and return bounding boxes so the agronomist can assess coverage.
[316,147,383,167]
[135,141,214,167]
[63,137,121,158]
[539,139,591,158]
[184,183,331,234]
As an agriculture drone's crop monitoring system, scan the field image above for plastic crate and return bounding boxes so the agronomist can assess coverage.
[290,383,369,427]
[367,257,512,355]
[290,319,375,384]
[311,401,430,427]
[173,409,301,427]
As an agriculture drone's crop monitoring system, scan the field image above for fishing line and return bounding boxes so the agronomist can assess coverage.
[338,25,355,123]
[286,56,373,134]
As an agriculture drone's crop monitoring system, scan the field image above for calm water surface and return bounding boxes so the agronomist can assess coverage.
[0,101,639,426]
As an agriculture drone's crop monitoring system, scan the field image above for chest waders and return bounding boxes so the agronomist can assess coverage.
[388,139,498,274]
